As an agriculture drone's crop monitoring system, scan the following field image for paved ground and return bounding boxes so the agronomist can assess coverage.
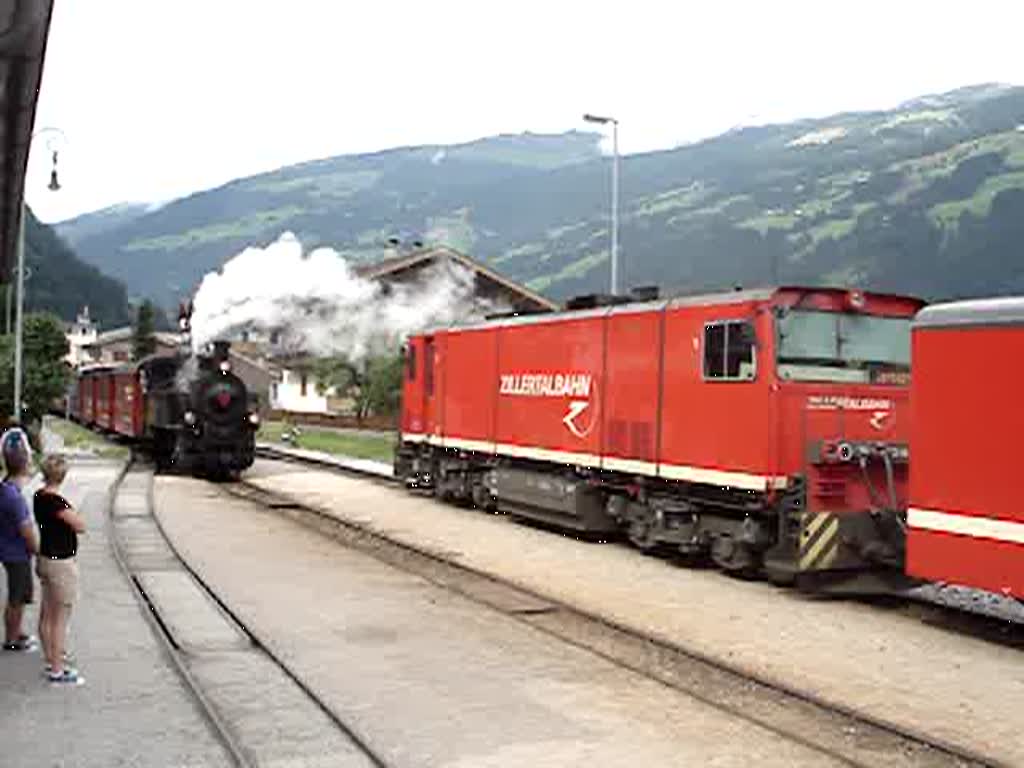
[114,468,375,768]
[0,460,232,768]
[156,474,849,768]
[244,457,1024,766]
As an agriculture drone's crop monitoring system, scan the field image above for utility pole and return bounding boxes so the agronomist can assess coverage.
[583,113,620,294]
[13,129,64,423]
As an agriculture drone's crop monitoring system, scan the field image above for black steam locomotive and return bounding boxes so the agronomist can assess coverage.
[142,341,259,477]
[71,339,259,479]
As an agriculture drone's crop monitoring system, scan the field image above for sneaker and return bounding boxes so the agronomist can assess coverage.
[47,668,84,686]
[3,635,38,652]
[42,655,77,677]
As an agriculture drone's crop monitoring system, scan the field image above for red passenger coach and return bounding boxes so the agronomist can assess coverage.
[908,298,1024,599]
[75,365,113,426]
[398,286,924,587]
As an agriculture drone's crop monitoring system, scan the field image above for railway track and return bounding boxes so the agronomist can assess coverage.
[254,444,1024,644]
[234,449,1007,767]
[108,459,387,768]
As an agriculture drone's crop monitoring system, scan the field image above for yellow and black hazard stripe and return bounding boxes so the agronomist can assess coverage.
[799,511,840,571]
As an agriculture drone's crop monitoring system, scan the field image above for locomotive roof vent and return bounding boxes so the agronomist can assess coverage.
[564,293,632,310]
[630,285,660,302]
[484,301,554,321]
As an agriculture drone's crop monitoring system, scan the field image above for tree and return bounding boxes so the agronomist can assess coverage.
[133,300,157,360]
[0,312,71,440]
[312,351,404,423]
[363,354,404,418]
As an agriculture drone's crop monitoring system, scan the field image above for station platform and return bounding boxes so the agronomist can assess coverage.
[0,458,231,768]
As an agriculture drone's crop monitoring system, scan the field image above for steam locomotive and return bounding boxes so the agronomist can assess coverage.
[69,339,260,479]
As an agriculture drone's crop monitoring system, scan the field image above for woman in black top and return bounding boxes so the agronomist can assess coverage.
[34,455,86,685]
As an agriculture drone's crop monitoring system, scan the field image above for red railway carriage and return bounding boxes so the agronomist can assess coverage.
[111,366,145,438]
[398,286,924,586]
[907,298,1024,599]
[75,365,115,426]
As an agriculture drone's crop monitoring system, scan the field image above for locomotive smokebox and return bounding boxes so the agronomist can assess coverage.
[211,341,231,364]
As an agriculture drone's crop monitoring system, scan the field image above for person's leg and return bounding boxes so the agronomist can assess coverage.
[3,562,30,646]
[3,603,21,644]
[51,560,77,671]
[50,601,68,671]
[38,586,50,662]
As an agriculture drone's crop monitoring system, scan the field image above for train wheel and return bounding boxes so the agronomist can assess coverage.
[627,517,660,553]
[710,535,759,578]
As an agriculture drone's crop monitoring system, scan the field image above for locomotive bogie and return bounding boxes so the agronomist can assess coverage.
[484,464,618,534]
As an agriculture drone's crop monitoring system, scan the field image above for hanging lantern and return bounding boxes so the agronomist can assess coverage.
[47,150,60,191]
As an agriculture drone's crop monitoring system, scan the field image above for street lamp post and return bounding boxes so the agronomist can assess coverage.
[583,113,619,295]
[13,128,63,423]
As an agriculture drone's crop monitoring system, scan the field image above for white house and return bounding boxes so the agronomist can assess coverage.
[64,306,98,368]
[270,367,335,413]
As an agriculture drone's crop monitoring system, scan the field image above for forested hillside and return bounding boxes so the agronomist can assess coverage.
[59,84,1024,309]
[23,207,132,328]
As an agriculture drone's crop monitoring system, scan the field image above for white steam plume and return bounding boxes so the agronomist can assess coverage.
[189,232,508,359]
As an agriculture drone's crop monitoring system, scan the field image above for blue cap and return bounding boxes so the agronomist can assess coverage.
[1,428,31,475]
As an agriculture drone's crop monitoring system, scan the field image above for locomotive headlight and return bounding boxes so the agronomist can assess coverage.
[183,410,197,426]
[247,412,260,427]
[219,361,231,373]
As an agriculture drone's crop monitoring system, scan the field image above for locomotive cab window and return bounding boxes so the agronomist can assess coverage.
[703,321,756,380]
[424,339,435,396]
[406,344,417,381]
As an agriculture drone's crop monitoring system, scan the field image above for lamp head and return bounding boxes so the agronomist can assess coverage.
[48,150,60,191]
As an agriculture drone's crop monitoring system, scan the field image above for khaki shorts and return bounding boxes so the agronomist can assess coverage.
[36,557,78,607]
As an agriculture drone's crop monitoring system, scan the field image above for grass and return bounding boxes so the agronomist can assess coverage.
[123,206,305,252]
[247,170,382,198]
[888,130,1024,203]
[738,211,801,233]
[928,171,1024,229]
[546,221,589,240]
[526,250,608,293]
[43,418,130,460]
[634,183,708,217]
[491,241,546,266]
[873,108,955,133]
[258,421,396,463]
[806,202,876,245]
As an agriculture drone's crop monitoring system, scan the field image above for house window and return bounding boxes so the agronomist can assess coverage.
[300,372,308,397]
[703,321,756,380]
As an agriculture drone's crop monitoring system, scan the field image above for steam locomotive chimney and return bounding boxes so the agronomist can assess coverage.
[212,341,230,363]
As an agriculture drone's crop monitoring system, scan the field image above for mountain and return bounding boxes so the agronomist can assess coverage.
[60,84,1024,309]
[22,207,133,328]
[56,202,152,247]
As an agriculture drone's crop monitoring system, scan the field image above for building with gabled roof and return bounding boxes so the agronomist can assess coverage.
[353,244,557,314]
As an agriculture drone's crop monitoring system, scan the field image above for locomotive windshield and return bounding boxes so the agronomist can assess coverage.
[776,309,911,383]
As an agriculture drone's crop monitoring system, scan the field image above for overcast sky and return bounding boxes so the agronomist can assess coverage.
[26,0,1024,223]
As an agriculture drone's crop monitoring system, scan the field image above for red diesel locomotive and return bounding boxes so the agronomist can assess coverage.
[396,286,923,588]
[907,297,1024,599]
